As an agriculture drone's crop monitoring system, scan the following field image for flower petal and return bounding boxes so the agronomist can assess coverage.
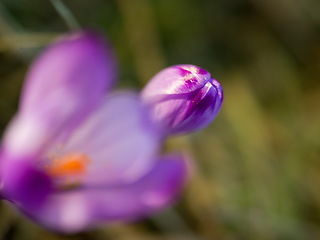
[141,65,211,97]
[0,156,53,211]
[21,154,188,233]
[53,92,161,185]
[22,191,92,234]
[2,30,117,159]
[141,64,223,135]
[170,79,224,134]
[91,154,188,222]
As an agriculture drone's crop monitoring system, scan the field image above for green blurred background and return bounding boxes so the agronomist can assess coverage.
[1,0,320,239]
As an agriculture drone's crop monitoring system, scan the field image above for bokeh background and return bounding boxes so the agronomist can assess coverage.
[1,0,320,239]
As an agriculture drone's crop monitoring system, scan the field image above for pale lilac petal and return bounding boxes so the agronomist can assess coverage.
[21,155,187,233]
[90,154,188,222]
[22,191,92,233]
[22,30,116,119]
[49,92,161,185]
[1,114,56,159]
[2,31,117,159]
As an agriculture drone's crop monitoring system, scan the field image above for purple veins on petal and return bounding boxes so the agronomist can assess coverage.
[141,64,224,135]
[196,67,208,75]
[178,67,192,77]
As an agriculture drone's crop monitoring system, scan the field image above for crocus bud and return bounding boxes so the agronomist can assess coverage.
[141,64,223,135]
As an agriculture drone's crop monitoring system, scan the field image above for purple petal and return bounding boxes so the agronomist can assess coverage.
[91,154,188,222]
[0,156,52,211]
[170,79,223,134]
[141,65,211,97]
[22,191,92,233]
[50,92,161,185]
[21,154,188,233]
[141,64,223,135]
[2,30,117,159]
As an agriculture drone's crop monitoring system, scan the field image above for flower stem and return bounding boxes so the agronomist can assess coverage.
[50,0,80,30]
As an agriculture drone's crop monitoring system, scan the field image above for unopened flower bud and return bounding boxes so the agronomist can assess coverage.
[141,64,223,135]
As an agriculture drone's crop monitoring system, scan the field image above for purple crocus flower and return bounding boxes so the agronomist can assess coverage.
[141,65,223,135]
[0,31,187,233]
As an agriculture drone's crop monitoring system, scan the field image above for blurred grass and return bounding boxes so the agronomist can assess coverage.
[1,0,320,239]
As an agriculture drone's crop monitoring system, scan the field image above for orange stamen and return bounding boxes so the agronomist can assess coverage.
[47,153,90,177]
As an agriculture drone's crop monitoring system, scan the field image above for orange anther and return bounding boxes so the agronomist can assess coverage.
[47,153,90,177]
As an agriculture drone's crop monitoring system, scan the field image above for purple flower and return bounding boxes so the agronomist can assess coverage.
[0,31,187,233]
[141,65,223,135]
